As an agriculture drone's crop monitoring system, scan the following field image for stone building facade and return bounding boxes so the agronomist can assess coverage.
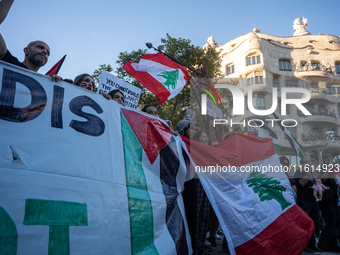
[210,18,340,166]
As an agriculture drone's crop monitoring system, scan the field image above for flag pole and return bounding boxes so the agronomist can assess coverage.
[145,43,204,77]
[146,43,192,71]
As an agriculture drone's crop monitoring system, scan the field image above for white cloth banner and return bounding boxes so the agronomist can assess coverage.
[0,61,190,254]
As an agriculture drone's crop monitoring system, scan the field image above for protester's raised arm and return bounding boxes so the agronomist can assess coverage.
[0,0,15,57]
[0,0,14,24]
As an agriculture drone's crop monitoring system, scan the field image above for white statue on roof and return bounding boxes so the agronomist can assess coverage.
[203,36,216,50]
[293,17,311,36]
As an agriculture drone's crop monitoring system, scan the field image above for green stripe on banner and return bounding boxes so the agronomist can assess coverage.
[274,144,282,154]
[121,113,159,255]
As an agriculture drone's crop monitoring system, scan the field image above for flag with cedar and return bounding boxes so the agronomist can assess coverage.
[45,55,66,77]
[123,53,190,105]
[246,165,291,211]
[181,133,315,255]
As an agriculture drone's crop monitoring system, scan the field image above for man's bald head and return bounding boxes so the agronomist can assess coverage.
[23,40,50,71]
[26,41,50,55]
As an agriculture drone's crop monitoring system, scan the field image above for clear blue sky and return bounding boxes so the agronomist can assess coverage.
[1,0,340,80]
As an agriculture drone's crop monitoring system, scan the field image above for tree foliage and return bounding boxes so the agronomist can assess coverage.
[92,64,113,92]
[114,34,222,127]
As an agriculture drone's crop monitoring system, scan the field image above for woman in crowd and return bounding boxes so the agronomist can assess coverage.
[279,156,289,168]
[105,89,125,106]
[176,120,195,139]
[192,131,209,145]
[73,73,95,92]
[73,74,125,107]
[141,105,158,117]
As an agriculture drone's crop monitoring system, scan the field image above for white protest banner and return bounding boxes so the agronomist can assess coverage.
[0,61,191,254]
[97,71,141,109]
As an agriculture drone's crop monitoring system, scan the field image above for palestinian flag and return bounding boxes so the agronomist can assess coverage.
[248,120,283,154]
[182,134,314,255]
[45,55,66,76]
[272,112,308,158]
[123,53,190,105]
[120,108,192,254]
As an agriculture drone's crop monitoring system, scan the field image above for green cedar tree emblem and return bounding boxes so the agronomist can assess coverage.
[157,69,179,90]
[246,166,291,211]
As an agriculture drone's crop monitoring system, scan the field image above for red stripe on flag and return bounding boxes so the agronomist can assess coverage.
[234,204,315,255]
[181,133,277,167]
[121,109,172,164]
[123,61,171,105]
[141,53,190,83]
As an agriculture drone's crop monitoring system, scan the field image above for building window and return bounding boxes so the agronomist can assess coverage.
[279,102,290,115]
[227,64,235,75]
[255,76,263,84]
[273,77,279,92]
[338,105,340,118]
[279,59,292,71]
[327,86,340,95]
[247,77,253,86]
[311,61,320,71]
[285,84,298,88]
[335,62,340,73]
[247,72,263,86]
[252,95,265,109]
[246,55,261,66]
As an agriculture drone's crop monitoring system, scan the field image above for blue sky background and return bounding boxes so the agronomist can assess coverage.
[1,0,340,80]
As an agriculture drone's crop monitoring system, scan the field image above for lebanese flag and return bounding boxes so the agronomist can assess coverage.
[45,55,66,76]
[123,53,190,105]
[182,134,314,255]
[120,108,192,254]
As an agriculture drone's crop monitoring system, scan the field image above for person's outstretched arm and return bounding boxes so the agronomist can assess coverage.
[0,0,15,57]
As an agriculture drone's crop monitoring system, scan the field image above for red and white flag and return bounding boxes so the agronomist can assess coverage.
[123,53,189,104]
[182,134,315,255]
